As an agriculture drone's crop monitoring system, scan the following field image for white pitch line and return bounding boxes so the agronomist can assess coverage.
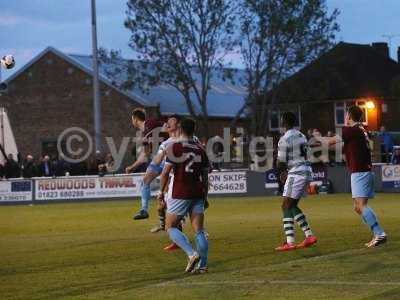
[152,247,386,288]
[156,279,400,288]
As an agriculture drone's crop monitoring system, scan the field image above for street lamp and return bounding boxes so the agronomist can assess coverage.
[366,101,375,110]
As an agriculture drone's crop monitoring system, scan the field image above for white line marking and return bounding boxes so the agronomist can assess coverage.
[152,247,387,288]
[156,280,400,287]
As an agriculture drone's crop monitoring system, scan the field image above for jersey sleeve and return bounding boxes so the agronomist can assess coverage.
[277,137,288,163]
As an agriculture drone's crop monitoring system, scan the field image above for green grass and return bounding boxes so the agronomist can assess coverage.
[1,194,400,300]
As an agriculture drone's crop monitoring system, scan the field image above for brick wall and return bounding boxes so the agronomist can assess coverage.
[0,51,241,163]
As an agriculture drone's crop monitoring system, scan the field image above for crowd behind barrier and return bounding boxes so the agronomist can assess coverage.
[0,164,399,205]
[1,127,399,181]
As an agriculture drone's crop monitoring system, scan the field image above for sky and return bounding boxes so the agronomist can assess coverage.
[0,0,400,79]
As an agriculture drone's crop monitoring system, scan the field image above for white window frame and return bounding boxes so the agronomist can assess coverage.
[355,100,368,126]
[334,101,346,127]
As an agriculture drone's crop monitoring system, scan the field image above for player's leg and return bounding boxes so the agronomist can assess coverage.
[275,175,297,251]
[163,199,182,251]
[133,165,159,220]
[190,199,208,273]
[354,197,386,247]
[292,198,317,248]
[275,196,297,251]
[290,174,317,248]
[150,194,167,233]
[351,172,386,247]
[166,198,199,272]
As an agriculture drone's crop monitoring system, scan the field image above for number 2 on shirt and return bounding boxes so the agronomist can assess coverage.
[185,152,196,173]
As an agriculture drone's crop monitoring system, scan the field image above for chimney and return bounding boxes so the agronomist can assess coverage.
[372,42,389,59]
[398,46,400,63]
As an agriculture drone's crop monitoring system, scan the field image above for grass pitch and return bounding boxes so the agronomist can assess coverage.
[1,194,400,300]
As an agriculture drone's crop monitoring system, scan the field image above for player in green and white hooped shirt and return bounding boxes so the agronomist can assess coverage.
[275,112,318,252]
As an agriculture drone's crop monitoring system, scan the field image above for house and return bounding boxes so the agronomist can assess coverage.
[267,42,400,135]
[0,47,246,159]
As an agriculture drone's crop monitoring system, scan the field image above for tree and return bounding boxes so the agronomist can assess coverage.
[236,0,339,136]
[101,0,238,137]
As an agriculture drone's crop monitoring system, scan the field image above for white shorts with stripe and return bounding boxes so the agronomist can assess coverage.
[283,173,311,200]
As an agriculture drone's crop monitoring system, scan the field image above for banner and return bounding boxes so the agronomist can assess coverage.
[0,179,32,202]
[35,175,143,201]
[209,171,247,194]
[381,165,400,188]
[265,164,328,189]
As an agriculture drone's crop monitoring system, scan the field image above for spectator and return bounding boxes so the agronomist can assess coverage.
[38,155,54,177]
[4,153,20,178]
[0,163,5,179]
[378,126,394,163]
[391,147,400,165]
[22,154,38,178]
[326,131,337,165]
[69,155,88,176]
[326,131,335,138]
[86,156,99,175]
[312,128,322,138]
[98,153,115,175]
[306,129,313,140]
[53,154,69,176]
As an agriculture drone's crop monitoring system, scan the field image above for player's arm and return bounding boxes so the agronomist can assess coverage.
[158,163,173,199]
[276,139,289,184]
[327,135,343,146]
[125,151,148,173]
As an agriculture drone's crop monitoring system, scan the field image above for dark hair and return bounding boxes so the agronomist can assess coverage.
[168,114,181,122]
[281,111,297,128]
[347,105,363,122]
[181,118,196,136]
[132,108,146,121]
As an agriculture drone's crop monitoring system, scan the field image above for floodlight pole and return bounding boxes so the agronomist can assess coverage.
[91,0,102,152]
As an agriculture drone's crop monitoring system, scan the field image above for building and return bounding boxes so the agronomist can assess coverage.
[266,42,400,134]
[0,47,246,160]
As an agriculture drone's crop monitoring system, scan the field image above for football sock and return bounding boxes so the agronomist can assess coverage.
[361,206,385,236]
[140,182,151,212]
[195,230,208,268]
[283,208,295,244]
[158,208,166,229]
[168,227,194,257]
[292,206,313,237]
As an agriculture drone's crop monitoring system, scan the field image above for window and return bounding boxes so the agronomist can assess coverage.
[335,102,345,126]
[269,110,280,131]
[335,100,368,127]
[355,100,368,125]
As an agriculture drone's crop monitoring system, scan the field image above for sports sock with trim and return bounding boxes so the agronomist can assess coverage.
[283,208,295,244]
[292,206,313,238]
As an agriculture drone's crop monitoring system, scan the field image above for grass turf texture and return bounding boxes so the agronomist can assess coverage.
[1,194,400,300]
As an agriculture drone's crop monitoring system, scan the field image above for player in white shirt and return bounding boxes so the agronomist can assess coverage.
[275,112,318,252]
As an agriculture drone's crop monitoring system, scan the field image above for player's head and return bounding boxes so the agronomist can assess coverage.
[280,111,297,129]
[165,114,181,133]
[181,118,196,138]
[131,108,146,128]
[346,106,363,124]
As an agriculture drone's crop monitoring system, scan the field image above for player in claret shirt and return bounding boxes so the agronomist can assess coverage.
[329,106,387,247]
[126,108,167,220]
[158,118,210,274]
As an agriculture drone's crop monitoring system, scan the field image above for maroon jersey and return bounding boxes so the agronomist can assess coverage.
[342,124,372,173]
[166,140,209,199]
[143,118,165,138]
[142,118,169,155]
